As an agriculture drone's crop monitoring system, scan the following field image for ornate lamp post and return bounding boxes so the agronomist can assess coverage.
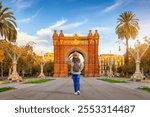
[8,48,22,82]
[130,40,150,81]
[117,37,150,81]
[38,61,45,78]
[38,53,46,78]
[32,51,46,78]
[1,41,35,82]
[9,42,36,81]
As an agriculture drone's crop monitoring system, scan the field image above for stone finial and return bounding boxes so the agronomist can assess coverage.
[59,30,64,38]
[94,30,99,38]
[60,30,63,33]
[74,33,78,39]
[88,30,93,38]
[53,30,58,39]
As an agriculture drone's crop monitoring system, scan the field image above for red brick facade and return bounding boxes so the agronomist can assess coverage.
[53,30,99,77]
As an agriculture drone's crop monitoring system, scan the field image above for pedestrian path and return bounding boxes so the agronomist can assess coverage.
[0,82,36,89]
[0,77,150,100]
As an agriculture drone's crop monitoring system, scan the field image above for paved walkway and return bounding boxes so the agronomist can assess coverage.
[0,78,150,100]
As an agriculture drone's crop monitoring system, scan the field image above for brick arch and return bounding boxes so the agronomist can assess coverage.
[65,47,88,63]
[53,30,99,77]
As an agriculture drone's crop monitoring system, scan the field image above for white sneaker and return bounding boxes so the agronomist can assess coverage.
[74,92,78,95]
[77,90,80,95]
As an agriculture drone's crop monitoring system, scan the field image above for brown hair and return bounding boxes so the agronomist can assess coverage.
[72,57,80,63]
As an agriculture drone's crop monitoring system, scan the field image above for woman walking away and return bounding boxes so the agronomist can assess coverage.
[66,52,84,95]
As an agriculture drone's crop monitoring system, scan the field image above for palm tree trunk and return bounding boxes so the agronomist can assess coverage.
[126,38,129,77]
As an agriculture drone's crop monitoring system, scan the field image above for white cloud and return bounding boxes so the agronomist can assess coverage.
[36,18,67,36]
[103,0,127,13]
[34,46,53,55]
[17,31,48,45]
[37,18,87,37]
[17,9,41,23]
[14,0,33,11]
[50,18,68,28]
[16,29,50,55]
[90,27,112,33]
[59,19,87,30]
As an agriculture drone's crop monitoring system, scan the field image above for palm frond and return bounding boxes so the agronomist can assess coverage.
[0,2,17,42]
[116,11,139,41]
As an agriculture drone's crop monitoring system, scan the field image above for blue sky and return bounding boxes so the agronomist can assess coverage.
[2,0,150,55]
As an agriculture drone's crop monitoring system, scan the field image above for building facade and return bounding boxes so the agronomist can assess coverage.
[44,53,54,62]
[99,54,124,76]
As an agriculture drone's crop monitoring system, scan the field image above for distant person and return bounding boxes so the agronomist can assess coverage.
[66,52,84,95]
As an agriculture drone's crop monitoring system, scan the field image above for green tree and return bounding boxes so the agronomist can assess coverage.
[0,40,13,77]
[44,60,54,76]
[0,2,17,42]
[116,11,139,77]
[17,45,34,77]
[138,38,150,75]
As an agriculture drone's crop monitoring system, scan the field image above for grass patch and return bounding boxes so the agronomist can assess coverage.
[0,87,16,92]
[98,78,127,83]
[137,87,150,93]
[24,78,54,84]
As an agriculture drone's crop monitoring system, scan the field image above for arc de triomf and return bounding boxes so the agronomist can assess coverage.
[53,30,99,77]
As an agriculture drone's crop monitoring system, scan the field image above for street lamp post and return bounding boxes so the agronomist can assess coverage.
[3,41,35,82]
[130,46,143,81]
[108,53,114,78]
[38,52,45,78]
[131,40,150,81]
[118,38,150,81]
[38,61,45,78]
[33,51,45,78]
[8,50,22,81]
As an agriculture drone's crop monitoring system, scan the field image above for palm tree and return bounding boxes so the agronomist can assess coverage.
[116,11,140,77]
[0,2,17,42]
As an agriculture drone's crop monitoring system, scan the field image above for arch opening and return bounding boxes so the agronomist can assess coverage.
[67,51,85,76]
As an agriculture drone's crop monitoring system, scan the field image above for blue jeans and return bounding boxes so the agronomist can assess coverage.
[72,74,80,93]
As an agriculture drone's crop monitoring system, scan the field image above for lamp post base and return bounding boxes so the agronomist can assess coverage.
[8,73,22,82]
[131,72,144,81]
[38,73,45,78]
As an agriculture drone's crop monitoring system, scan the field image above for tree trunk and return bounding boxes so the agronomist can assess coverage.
[9,67,12,76]
[125,38,129,77]
[22,69,25,77]
[1,62,3,78]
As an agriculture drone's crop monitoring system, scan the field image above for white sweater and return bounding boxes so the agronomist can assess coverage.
[66,58,84,74]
